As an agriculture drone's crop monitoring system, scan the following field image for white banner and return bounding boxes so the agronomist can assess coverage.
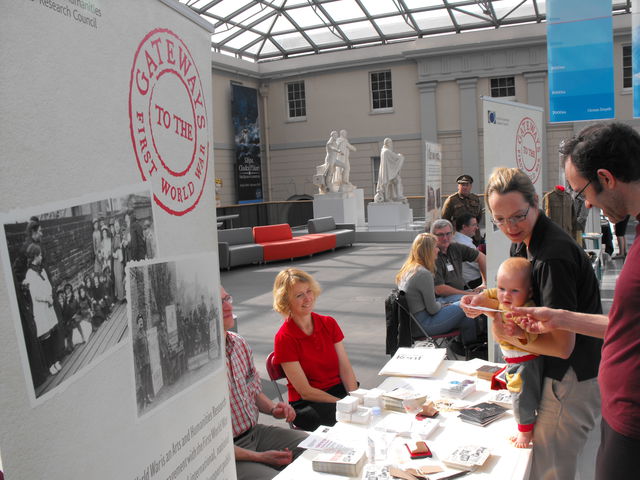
[424,142,443,230]
[0,1,234,479]
[482,97,544,360]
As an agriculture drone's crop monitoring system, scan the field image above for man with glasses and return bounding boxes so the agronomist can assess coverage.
[441,174,483,244]
[508,122,640,480]
[221,286,308,480]
[453,213,484,289]
[430,218,486,302]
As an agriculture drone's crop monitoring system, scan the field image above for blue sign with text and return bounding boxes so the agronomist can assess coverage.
[547,0,614,122]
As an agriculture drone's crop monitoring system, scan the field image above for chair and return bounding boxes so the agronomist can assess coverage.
[265,352,297,429]
[265,351,287,404]
[387,288,469,360]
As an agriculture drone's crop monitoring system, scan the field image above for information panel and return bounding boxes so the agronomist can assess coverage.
[0,1,235,479]
[547,0,614,122]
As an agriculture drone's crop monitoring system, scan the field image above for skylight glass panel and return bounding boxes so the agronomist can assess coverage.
[253,16,279,34]
[277,0,308,6]
[412,10,455,30]
[225,30,261,49]
[271,14,297,34]
[258,39,281,55]
[203,0,246,18]
[322,0,367,23]
[234,3,272,25]
[403,0,445,9]
[339,20,379,40]
[180,0,215,10]
[273,31,313,50]
[212,25,244,43]
[287,5,327,28]
[359,0,402,16]
[492,0,537,21]
[453,5,493,26]
[375,16,418,36]
[305,26,346,46]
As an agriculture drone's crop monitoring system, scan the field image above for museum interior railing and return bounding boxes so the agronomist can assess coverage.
[215,196,428,229]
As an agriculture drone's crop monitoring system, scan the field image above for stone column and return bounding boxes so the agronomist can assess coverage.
[417,80,438,196]
[457,77,480,184]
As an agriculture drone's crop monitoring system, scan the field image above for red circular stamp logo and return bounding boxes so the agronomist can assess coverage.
[515,117,541,184]
[129,28,209,216]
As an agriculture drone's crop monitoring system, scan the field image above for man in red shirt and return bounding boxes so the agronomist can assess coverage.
[511,122,640,479]
[222,286,307,480]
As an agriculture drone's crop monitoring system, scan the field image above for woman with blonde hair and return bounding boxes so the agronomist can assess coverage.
[272,268,358,431]
[396,233,477,347]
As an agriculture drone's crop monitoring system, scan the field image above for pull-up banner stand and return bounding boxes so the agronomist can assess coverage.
[547,0,615,122]
[482,97,544,361]
[0,1,236,479]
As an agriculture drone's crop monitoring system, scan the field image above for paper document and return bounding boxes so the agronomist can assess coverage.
[467,305,506,313]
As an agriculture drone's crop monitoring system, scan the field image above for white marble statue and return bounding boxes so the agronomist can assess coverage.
[313,131,340,193]
[374,137,406,203]
[334,129,356,186]
[314,129,358,193]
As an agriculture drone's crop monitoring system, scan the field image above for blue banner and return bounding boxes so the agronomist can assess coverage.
[547,0,614,122]
[633,0,640,117]
[231,85,263,204]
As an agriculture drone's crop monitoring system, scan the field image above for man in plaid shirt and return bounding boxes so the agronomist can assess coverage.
[222,286,308,480]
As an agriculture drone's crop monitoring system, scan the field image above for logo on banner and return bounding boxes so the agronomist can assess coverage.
[515,117,541,184]
[129,28,209,216]
[488,111,497,124]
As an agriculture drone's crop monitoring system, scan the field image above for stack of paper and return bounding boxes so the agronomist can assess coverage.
[381,387,427,413]
[312,449,367,477]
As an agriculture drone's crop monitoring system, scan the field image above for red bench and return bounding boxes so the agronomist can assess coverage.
[253,224,337,262]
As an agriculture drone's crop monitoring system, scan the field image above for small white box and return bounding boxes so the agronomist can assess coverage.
[351,406,372,424]
[336,411,352,423]
[349,388,369,400]
[363,388,384,408]
[337,396,360,413]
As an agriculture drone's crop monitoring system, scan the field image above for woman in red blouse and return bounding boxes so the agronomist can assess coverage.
[272,268,358,430]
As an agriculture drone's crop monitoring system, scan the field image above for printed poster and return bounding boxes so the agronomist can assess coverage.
[231,84,264,204]
[547,0,614,122]
[482,97,544,361]
[0,1,235,479]
[424,141,443,230]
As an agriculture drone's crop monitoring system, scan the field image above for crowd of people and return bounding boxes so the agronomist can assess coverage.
[223,121,638,480]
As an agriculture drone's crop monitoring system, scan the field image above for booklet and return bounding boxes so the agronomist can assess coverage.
[458,402,508,426]
[378,348,446,378]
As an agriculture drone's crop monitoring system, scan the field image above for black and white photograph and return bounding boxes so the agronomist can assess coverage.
[1,185,157,402]
[127,254,222,417]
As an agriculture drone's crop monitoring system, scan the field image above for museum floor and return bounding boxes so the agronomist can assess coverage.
[220,219,636,480]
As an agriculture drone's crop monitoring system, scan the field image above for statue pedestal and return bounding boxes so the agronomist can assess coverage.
[313,189,364,225]
[367,202,413,230]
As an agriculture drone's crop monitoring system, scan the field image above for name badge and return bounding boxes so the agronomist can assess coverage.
[446,262,454,272]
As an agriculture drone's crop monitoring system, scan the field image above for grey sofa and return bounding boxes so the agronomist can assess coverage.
[218,227,263,270]
[307,216,355,248]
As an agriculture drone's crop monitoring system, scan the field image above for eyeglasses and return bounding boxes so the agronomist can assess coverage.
[491,206,530,227]
[569,180,591,202]
[434,231,452,238]
[222,295,233,304]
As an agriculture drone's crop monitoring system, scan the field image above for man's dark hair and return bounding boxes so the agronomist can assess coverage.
[455,213,476,232]
[559,122,640,193]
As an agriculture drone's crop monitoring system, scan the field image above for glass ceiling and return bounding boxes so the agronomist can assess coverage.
[178,0,631,63]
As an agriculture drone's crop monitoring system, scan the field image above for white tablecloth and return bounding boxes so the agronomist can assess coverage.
[274,360,531,480]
